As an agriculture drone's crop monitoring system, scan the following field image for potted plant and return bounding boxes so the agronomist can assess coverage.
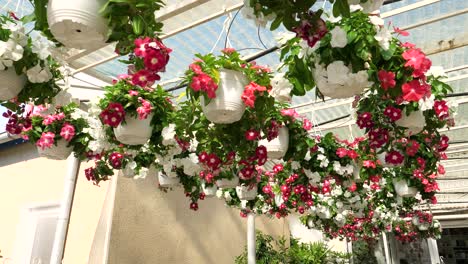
[0,14,62,107]
[30,0,164,51]
[98,80,173,146]
[183,48,271,124]
[24,102,95,160]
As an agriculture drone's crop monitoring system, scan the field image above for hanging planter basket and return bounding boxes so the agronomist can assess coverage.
[114,114,154,145]
[202,182,217,197]
[216,174,239,188]
[412,217,430,231]
[158,172,179,188]
[395,109,425,136]
[37,140,73,160]
[236,185,257,200]
[393,179,417,197]
[259,127,289,160]
[312,66,367,99]
[0,68,27,101]
[47,0,109,50]
[201,69,248,124]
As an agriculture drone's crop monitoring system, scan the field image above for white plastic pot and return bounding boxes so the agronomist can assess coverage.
[236,185,257,200]
[216,175,239,188]
[412,217,430,231]
[37,140,73,160]
[393,179,417,197]
[114,114,153,145]
[47,0,108,50]
[0,68,27,101]
[395,109,425,136]
[259,127,289,159]
[202,182,217,197]
[158,172,179,188]
[312,64,368,99]
[201,69,248,124]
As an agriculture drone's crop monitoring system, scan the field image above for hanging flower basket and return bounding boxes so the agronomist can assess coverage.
[202,182,217,197]
[393,179,417,197]
[47,0,108,50]
[395,109,425,135]
[236,185,257,200]
[216,174,239,188]
[412,217,430,231]
[259,127,289,159]
[113,114,154,145]
[37,139,73,160]
[201,69,248,124]
[312,62,370,99]
[158,172,179,188]
[0,68,27,101]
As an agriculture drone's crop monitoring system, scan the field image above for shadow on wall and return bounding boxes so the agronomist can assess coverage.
[0,143,39,167]
[104,173,288,264]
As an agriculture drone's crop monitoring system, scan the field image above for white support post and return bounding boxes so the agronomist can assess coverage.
[427,238,440,264]
[382,232,392,264]
[50,155,81,264]
[247,213,256,264]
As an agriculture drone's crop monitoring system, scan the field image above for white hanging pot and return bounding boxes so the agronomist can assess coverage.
[236,185,257,200]
[216,174,239,188]
[201,68,248,124]
[393,179,417,197]
[158,172,179,188]
[412,216,430,231]
[395,109,425,136]
[348,0,384,13]
[259,127,289,159]
[202,182,217,197]
[0,68,27,101]
[47,0,108,50]
[114,113,154,145]
[312,63,367,99]
[37,139,73,160]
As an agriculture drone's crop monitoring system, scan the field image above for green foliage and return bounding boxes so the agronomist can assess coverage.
[235,231,351,264]
[100,0,164,55]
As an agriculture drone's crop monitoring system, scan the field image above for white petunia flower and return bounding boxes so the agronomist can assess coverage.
[374,26,392,50]
[32,34,55,60]
[0,57,13,70]
[27,64,53,83]
[330,26,348,48]
[426,66,447,78]
[270,73,293,102]
[161,124,177,146]
[304,151,311,161]
[418,94,435,112]
[369,16,384,26]
[224,191,232,202]
[0,39,24,61]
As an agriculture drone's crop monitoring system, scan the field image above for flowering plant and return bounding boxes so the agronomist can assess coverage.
[0,14,62,108]
[184,48,271,106]
[23,102,94,159]
[98,78,173,141]
[29,0,164,54]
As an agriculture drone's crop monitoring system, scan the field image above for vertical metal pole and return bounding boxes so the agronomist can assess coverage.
[50,156,80,264]
[382,232,392,264]
[247,213,256,264]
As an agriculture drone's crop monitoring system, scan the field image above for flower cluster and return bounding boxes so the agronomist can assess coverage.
[131,37,171,87]
[0,14,62,110]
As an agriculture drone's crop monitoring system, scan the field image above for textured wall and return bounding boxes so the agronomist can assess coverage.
[107,174,289,264]
[0,143,109,263]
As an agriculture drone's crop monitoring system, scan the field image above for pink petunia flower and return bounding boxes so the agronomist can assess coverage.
[36,132,55,150]
[60,123,75,142]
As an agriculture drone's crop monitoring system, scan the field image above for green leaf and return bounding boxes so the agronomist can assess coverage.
[270,16,283,31]
[131,16,144,35]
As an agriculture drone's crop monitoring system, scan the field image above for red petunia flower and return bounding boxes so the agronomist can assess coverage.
[378,70,396,90]
[401,79,429,102]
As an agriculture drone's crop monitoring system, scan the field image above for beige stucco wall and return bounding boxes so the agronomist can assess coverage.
[106,174,289,264]
[0,142,109,263]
